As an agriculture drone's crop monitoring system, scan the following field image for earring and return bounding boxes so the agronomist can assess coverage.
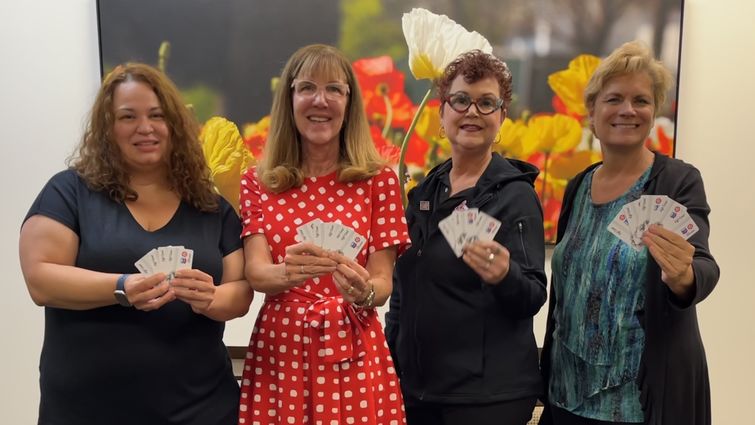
[439,125,446,138]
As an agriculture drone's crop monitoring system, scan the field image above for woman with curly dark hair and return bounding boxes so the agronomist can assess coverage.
[19,63,253,425]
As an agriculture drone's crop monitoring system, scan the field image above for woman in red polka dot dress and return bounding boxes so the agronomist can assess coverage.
[237,44,410,425]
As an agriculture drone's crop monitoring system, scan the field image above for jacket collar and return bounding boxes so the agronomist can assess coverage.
[416,152,539,199]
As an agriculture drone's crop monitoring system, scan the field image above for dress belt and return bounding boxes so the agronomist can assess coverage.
[267,288,369,364]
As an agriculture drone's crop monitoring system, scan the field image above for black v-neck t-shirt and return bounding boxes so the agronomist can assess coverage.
[25,170,242,425]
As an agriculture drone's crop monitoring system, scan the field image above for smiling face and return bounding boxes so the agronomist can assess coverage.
[292,72,350,149]
[589,72,656,150]
[112,80,171,173]
[441,75,505,155]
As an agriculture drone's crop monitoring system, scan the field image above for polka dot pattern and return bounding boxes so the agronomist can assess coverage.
[238,167,409,424]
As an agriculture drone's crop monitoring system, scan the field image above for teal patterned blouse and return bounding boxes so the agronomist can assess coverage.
[548,166,651,422]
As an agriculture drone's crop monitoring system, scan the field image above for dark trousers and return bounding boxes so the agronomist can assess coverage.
[406,397,537,425]
[549,404,643,425]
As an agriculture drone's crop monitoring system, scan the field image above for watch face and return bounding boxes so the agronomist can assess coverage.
[114,290,131,307]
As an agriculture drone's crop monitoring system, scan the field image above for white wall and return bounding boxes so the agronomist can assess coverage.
[2,0,753,423]
[0,0,100,422]
[675,1,755,423]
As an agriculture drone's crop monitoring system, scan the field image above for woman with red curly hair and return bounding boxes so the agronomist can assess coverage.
[387,50,547,425]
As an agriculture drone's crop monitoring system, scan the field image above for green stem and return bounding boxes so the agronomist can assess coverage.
[540,152,550,200]
[381,94,393,138]
[398,87,433,207]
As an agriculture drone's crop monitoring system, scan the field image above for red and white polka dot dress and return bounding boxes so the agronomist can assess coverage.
[238,166,410,425]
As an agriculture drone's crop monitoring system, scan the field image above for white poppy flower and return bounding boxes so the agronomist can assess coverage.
[401,8,493,81]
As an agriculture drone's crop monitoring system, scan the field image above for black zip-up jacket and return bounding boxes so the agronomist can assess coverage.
[386,153,547,404]
[539,153,719,425]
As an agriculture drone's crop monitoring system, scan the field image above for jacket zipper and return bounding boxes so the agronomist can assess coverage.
[517,221,529,266]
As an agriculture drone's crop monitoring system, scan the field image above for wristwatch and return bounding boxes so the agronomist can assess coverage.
[114,274,132,307]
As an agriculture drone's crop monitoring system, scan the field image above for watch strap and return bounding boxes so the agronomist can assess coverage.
[114,274,132,307]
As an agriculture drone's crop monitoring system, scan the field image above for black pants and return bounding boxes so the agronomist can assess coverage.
[406,397,537,425]
[549,404,643,425]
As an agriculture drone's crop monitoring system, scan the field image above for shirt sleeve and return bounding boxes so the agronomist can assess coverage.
[218,197,244,256]
[23,169,81,235]
[239,167,265,238]
[367,167,411,256]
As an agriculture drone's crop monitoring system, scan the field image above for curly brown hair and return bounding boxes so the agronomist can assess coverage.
[69,63,218,212]
[435,50,513,111]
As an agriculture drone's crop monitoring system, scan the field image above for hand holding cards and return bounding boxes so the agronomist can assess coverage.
[608,195,699,251]
[439,208,502,257]
[135,246,194,280]
[296,219,366,260]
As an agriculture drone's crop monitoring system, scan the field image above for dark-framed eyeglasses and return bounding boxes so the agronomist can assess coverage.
[291,79,350,101]
[444,92,504,115]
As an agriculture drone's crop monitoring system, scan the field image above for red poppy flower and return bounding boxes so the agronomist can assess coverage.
[353,56,416,129]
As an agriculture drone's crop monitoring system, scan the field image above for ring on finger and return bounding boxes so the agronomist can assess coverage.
[347,286,354,295]
[487,251,495,262]
[300,265,305,274]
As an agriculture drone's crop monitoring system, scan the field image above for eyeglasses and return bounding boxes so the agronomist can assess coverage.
[444,92,504,115]
[291,79,350,101]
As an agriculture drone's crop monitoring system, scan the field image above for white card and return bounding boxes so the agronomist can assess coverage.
[438,214,459,256]
[295,222,310,243]
[461,208,480,244]
[451,210,476,255]
[608,222,638,249]
[673,215,700,240]
[156,246,176,275]
[660,201,687,229]
[307,219,325,247]
[339,231,367,260]
[175,247,193,270]
[628,198,650,247]
[135,248,158,274]
[474,212,502,242]
[647,195,671,225]
[134,246,193,280]
[608,196,697,250]
[323,222,349,251]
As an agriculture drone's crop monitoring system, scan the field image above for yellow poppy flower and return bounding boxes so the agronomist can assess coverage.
[523,114,583,154]
[549,150,602,180]
[496,117,534,160]
[547,54,601,117]
[199,117,255,213]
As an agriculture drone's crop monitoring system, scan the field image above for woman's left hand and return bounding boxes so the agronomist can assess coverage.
[329,251,372,304]
[642,224,695,296]
[463,241,510,285]
[171,269,217,314]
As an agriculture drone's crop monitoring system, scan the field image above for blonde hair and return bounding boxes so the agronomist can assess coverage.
[69,63,218,211]
[259,44,384,193]
[584,40,673,116]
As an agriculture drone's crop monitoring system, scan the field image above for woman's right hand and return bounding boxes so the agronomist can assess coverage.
[283,242,338,284]
[124,273,175,311]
